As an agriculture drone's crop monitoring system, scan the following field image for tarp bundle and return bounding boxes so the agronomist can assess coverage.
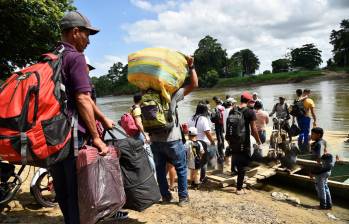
[76,145,126,224]
[128,48,188,102]
[116,138,161,211]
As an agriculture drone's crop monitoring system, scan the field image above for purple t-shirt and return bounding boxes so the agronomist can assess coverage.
[61,42,91,134]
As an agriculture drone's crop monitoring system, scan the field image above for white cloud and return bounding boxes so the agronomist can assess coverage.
[130,0,179,13]
[90,55,127,77]
[125,0,349,72]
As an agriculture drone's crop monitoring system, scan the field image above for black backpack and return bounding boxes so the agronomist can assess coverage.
[210,108,222,124]
[225,107,247,145]
[290,99,306,117]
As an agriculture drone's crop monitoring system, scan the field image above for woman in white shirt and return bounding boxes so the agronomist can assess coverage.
[187,103,215,182]
[188,103,215,146]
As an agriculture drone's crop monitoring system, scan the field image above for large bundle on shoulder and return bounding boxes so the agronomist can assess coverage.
[128,48,189,103]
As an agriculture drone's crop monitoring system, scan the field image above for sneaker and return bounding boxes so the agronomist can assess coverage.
[162,194,173,204]
[178,196,190,207]
[111,210,129,220]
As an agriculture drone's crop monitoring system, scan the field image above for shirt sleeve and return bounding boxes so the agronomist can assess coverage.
[249,109,257,122]
[69,54,91,93]
[202,117,211,132]
[304,98,315,109]
[132,106,142,117]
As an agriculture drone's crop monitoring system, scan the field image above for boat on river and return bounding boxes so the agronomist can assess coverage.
[275,155,349,200]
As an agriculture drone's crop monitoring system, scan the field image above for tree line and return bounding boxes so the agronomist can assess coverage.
[0,1,348,95]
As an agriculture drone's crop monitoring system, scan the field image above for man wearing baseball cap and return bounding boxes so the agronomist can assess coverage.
[50,11,114,224]
[226,91,261,194]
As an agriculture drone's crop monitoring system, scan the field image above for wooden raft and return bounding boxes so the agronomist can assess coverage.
[206,163,281,188]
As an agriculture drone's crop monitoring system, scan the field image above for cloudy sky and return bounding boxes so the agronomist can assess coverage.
[75,0,349,77]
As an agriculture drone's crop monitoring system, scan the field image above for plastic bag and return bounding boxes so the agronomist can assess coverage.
[128,48,188,102]
[76,145,125,224]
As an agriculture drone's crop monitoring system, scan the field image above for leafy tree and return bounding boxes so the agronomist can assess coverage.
[226,53,243,77]
[107,62,126,84]
[199,69,219,88]
[290,44,322,70]
[326,59,334,68]
[272,58,290,73]
[330,19,349,67]
[231,49,260,76]
[263,70,271,74]
[92,62,134,97]
[0,0,75,79]
[194,35,228,77]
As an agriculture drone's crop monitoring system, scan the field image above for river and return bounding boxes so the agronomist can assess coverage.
[97,79,349,159]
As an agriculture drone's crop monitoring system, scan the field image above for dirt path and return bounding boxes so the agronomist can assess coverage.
[1,131,348,224]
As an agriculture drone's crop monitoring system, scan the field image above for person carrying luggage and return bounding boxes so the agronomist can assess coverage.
[225,91,262,195]
[150,56,198,207]
[185,127,207,189]
[187,103,215,182]
[130,93,149,143]
[50,11,115,224]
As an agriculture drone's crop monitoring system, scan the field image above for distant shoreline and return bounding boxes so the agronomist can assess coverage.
[214,70,349,89]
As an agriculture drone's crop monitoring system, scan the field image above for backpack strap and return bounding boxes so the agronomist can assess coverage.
[195,115,202,128]
[20,132,29,165]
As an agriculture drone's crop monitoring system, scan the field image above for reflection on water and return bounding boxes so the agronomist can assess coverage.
[97,79,349,158]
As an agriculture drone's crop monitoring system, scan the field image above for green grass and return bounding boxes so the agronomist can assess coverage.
[327,66,349,73]
[217,70,324,87]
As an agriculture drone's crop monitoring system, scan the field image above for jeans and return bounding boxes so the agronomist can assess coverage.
[50,150,79,224]
[315,172,332,208]
[151,140,188,199]
[215,123,225,162]
[258,130,266,144]
[297,116,311,153]
[233,153,251,190]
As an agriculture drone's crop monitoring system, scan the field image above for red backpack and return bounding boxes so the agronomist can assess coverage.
[120,107,139,137]
[0,49,73,167]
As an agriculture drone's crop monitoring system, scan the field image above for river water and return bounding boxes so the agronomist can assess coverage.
[97,79,349,159]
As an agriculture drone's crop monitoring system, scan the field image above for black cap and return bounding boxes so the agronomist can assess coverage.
[60,11,99,35]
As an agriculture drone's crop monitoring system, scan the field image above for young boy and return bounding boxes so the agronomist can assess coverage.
[310,127,335,210]
[185,127,205,189]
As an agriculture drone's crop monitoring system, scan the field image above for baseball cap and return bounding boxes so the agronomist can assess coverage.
[188,127,198,136]
[60,11,100,35]
[241,91,253,101]
[226,97,237,104]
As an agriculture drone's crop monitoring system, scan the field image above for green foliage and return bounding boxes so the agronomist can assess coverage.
[330,19,349,67]
[217,70,323,87]
[263,70,271,74]
[226,53,243,77]
[199,69,219,88]
[0,0,75,79]
[194,35,227,78]
[272,58,290,73]
[290,44,322,70]
[231,49,260,76]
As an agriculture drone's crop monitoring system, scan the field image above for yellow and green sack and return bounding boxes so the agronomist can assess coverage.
[128,48,188,102]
